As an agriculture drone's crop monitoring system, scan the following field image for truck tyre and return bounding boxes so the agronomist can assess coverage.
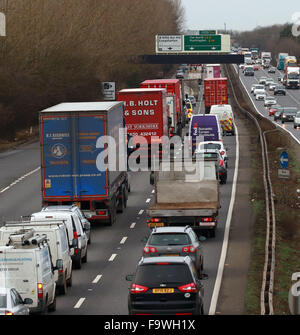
[107,200,117,226]
[117,189,125,213]
[150,173,154,185]
[47,295,56,313]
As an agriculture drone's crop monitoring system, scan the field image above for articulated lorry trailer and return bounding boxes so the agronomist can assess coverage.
[40,102,129,225]
[147,160,220,237]
[277,53,288,70]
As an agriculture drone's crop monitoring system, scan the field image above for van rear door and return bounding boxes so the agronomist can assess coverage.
[0,249,38,306]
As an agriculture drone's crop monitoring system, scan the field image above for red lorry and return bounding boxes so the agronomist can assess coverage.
[116,88,168,163]
[204,78,228,114]
[140,79,183,136]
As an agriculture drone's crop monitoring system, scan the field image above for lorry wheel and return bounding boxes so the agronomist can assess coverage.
[107,203,117,226]
[74,251,82,269]
[82,249,87,263]
[117,191,125,213]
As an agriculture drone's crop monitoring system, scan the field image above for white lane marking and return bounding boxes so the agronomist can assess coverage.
[92,275,102,284]
[130,222,136,229]
[0,167,40,194]
[208,116,240,315]
[108,254,117,262]
[138,209,144,215]
[146,198,151,203]
[152,190,155,194]
[74,297,86,309]
[120,237,127,244]
[237,67,300,145]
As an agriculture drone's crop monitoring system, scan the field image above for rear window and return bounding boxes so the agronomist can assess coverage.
[0,294,7,308]
[200,143,221,150]
[149,233,191,246]
[135,264,193,286]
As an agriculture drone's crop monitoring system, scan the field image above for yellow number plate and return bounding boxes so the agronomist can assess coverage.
[152,288,174,294]
[148,222,165,228]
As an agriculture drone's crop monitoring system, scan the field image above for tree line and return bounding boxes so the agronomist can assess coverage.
[0,0,185,139]
[232,24,300,66]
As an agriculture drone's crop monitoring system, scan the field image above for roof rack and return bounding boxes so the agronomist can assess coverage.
[6,228,48,247]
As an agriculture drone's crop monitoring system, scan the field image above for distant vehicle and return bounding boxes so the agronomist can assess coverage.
[126,256,205,315]
[244,66,254,76]
[143,226,205,275]
[294,111,300,128]
[264,96,277,107]
[253,64,260,71]
[268,67,276,73]
[176,71,184,79]
[265,79,275,87]
[188,95,196,106]
[269,83,277,91]
[281,107,297,123]
[268,105,282,116]
[277,53,289,70]
[274,109,284,121]
[256,59,262,64]
[255,90,267,100]
[252,84,264,94]
[274,85,286,95]
[0,288,33,315]
[209,104,235,136]
[259,77,267,85]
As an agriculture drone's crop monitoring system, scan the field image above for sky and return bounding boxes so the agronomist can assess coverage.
[182,0,300,32]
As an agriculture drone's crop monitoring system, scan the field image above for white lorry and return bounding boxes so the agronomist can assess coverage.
[0,229,58,313]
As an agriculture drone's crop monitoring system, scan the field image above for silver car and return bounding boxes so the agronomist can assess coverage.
[294,111,300,129]
[143,226,205,275]
[0,288,32,315]
[264,96,277,107]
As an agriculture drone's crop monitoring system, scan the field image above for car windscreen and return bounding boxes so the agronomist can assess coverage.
[283,108,297,113]
[284,111,297,115]
[135,264,193,286]
[296,112,300,117]
[0,294,7,308]
[196,153,218,159]
[149,233,191,246]
[256,85,264,89]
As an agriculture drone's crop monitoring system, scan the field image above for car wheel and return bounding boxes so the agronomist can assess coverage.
[74,251,82,270]
[47,295,56,313]
[82,248,87,263]
[67,271,72,287]
[58,274,67,295]
[200,305,204,315]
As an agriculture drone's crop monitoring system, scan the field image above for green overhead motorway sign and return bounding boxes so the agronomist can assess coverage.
[184,35,221,51]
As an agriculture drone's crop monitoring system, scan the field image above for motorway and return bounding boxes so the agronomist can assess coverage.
[0,71,239,315]
[233,64,300,144]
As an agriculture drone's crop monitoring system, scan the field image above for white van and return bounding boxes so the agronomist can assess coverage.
[0,222,72,295]
[209,104,235,136]
[0,229,58,313]
[31,211,88,269]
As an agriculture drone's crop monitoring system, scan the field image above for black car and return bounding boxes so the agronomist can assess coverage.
[274,85,286,96]
[281,107,297,123]
[127,256,205,315]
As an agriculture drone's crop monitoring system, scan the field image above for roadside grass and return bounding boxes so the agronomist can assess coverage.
[245,144,266,315]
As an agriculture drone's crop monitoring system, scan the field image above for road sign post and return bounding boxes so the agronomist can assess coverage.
[184,35,221,52]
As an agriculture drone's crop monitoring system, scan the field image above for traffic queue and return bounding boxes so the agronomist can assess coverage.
[0,63,235,315]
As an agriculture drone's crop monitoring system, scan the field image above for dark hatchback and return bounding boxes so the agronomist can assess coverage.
[281,107,297,123]
[127,256,204,315]
[274,85,286,95]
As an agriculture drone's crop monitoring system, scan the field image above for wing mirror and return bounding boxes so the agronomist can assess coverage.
[54,259,63,272]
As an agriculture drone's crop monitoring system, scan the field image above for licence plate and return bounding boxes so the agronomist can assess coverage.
[152,288,174,294]
[162,254,179,257]
[148,222,165,228]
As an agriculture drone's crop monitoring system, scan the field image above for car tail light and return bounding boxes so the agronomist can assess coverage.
[220,150,225,156]
[5,311,14,315]
[178,282,197,293]
[73,231,78,239]
[37,283,43,299]
[96,210,106,215]
[143,246,157,254]
[202,218,213,222]
[130,284,148,294]
[219,159,224,167]
[150,218,161,223]
[182,246,197,253]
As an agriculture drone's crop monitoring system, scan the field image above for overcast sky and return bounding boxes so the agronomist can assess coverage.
[182,0,299,32]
